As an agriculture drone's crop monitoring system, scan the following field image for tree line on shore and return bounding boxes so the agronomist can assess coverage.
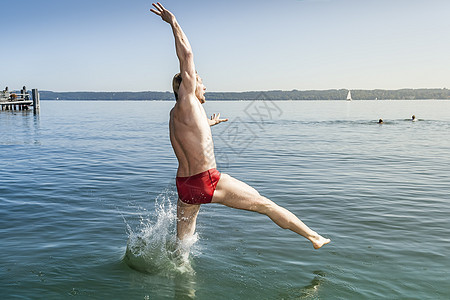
[40,88,449,101]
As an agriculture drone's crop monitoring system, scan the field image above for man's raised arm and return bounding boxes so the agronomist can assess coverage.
[151,3,196,94]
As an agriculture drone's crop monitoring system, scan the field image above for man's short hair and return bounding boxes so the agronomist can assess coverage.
[172,72,200,101]
[172,73,182,101]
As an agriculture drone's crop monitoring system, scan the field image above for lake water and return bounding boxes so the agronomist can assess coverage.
[1,100,449,299]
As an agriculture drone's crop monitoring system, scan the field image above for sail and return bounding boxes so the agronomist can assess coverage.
[346,90,352,101]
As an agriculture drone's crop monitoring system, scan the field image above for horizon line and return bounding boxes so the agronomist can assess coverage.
[38,87,449,93]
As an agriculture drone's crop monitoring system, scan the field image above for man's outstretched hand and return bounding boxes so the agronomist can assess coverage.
[150,2,175,24]
[209,113,229,126]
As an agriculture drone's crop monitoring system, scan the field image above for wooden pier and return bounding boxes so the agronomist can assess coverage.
[0,87,40,114]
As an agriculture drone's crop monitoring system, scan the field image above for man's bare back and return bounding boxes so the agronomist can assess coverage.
[151,2,330,249]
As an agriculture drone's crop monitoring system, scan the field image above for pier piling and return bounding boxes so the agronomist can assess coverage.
[32,89,40,114]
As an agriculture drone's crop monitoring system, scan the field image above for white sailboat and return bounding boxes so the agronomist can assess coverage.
[346,90,352,101]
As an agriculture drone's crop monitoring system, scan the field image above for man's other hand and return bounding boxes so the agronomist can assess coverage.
[209,113,229,126]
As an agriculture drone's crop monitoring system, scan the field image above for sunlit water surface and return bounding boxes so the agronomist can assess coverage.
[1,100,449,299]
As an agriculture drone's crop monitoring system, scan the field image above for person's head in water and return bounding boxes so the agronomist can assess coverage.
[378,118,384,124]
[172,72,206,104]
[411,115,416,121]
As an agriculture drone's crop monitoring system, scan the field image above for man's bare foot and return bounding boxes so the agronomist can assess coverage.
[310,234,331,249]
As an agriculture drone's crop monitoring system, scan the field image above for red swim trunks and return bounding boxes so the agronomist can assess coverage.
[176,168,221,205]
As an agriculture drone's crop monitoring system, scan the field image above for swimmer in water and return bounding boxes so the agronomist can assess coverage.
[411,115,417,122]
[150,3,330,249]
[378,119,384,124]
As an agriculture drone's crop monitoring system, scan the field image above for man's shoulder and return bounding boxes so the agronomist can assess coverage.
[171,98,194,117]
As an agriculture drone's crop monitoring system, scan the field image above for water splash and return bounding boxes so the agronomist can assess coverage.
[123,189,198,277]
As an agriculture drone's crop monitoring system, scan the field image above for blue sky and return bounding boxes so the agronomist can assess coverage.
[1,0,449,92]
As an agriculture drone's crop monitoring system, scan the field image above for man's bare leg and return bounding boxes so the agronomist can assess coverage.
[177,199,201,240]
[212,174,330,249]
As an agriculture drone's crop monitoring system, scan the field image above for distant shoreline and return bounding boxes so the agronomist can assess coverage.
[40,88,449,101]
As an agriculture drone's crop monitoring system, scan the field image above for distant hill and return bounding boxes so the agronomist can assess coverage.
[40,88,450,101]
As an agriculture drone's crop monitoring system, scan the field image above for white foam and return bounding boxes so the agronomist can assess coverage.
[123,189,198,276]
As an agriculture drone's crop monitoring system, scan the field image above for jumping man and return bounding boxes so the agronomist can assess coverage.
[150,3,330,249]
